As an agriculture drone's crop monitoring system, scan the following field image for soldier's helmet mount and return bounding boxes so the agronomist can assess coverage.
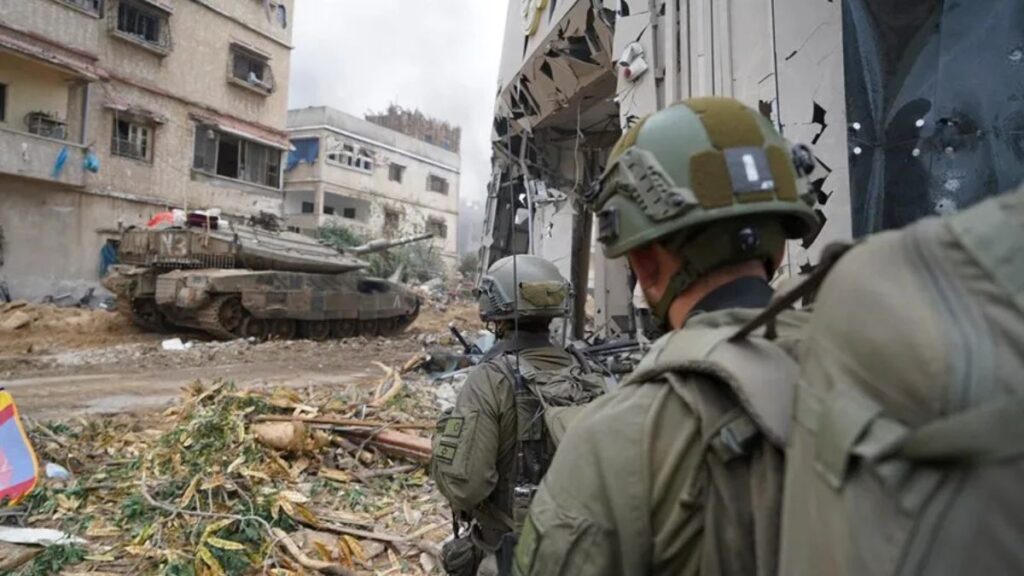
[476,255,570,322]
[589,97,822,323]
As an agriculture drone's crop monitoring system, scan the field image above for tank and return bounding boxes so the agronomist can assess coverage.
[103,220,433,341]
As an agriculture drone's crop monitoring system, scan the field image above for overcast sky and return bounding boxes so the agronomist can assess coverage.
[287,1,509,206]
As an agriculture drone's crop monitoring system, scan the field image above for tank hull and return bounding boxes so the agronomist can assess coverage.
[105,266,420,341]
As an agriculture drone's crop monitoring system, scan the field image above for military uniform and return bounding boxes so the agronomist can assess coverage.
[516,98,821,575]
[433,335,573,573]
[514,282,802,576]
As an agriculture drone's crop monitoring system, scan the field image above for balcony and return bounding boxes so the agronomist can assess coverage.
[0,127,86,187]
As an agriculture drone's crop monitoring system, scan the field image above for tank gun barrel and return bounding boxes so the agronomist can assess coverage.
[348,233,434,255]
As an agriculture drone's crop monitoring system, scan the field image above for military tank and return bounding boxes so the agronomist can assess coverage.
[104,217,432,341]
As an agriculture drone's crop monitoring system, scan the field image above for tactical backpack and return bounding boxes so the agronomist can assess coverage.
[501,354,609,493]
[777,189,1024,575]
[620,307,809,574]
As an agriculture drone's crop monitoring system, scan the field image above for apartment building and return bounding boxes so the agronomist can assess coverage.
[284,106,460,269]
[0,0,294,299]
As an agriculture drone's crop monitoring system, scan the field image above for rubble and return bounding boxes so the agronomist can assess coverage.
[0,311,31,332]
[15,367,450,575]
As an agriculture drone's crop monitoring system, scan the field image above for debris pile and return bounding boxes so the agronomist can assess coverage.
[14,367,449,575]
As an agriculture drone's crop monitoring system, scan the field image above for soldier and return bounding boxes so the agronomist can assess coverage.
[514,97,820,575]
[432,255,603,576]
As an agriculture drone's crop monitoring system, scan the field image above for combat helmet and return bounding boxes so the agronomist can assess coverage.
[476,255,570,322]
[588,97,820,321]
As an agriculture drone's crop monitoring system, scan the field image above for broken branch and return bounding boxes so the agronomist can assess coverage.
[271,528,360,576]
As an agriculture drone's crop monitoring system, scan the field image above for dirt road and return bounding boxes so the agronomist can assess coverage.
[0,301,481,420]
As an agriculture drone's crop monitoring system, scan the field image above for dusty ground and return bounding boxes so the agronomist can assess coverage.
[0,300,483,420]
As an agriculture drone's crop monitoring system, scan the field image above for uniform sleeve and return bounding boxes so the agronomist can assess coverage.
[431,366,509,512]
[514,381,706,576]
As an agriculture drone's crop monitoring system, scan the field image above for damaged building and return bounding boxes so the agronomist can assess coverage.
[283,106,460,270]
[485,0,1024,340]
[0,0,294,300]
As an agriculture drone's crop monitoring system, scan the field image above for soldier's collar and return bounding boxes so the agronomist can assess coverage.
[481,332,554,362]
[689,276,773,319]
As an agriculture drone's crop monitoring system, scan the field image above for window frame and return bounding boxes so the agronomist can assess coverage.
[0,83,6,123]
[426,217,448,240]
[110,115,153,162]
[427,174,449,195]
[228,44,274,95]
[111,0,171,55]
[389,163,405,183]
[192,124,283,189]
[52,0,104,17]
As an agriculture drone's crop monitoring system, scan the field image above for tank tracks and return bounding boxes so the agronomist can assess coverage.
[187,295,417,342]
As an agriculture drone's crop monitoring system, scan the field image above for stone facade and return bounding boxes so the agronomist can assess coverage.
[285,106,460,270]
[0,0,294,299]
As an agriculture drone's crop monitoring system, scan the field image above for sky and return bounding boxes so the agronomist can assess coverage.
[287,1,509,209]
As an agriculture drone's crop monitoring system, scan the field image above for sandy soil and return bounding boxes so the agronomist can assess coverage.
[0,301,481,420]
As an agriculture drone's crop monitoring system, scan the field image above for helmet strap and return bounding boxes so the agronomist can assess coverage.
[649,220,786,329]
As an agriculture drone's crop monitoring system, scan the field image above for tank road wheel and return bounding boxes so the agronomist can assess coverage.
[378,317,398,336]
[330,320,357,339]
[360,319,380,337]
[198,296,245,340]
[300,320,331,342]
[239,317,269,342]
[268,319,297,341]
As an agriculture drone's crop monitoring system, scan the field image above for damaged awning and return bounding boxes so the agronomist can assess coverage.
[190,112,292,151]
[104,93,169,124]
[0,26,106,82]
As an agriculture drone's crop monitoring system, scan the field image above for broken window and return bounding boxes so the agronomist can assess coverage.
[343,207,356,219]
[111,116,152,161]
[426,218,448,240]
[389,163,405,183]
[58,0,103,16]
[192,125,282,188]
[843,0,1024,235]
[0,84,6,123]
[115,1,169,51]
[301,201,314,214]
[427,174,449,195]
[383,209,401,238]
[230,45,274,93]
[326,142,374,172]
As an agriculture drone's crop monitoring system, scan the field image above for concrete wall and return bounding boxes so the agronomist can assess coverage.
[0,176,157,298]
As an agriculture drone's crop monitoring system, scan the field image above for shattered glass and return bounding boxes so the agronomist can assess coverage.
[843,0,1024,236]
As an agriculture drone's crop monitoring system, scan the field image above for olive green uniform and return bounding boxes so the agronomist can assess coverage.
[515,282,789,576]
[432,334,574,572]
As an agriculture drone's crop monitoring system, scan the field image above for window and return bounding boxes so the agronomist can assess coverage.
[389,163,405,183]
[383,209,401,238]
[114,1,170,52]
[426,218,448,240]
[274,3,287,28]
[57,0,103,16]
[230,45,274,93]
[111,117,152,161]
[193,126,282,188]
[343,207,356,219]
[326,142,374,172]
[301,201,314,214]
[427,174,449,195]
[0,84,6,123]
[323,206,336,216]
[25,112,67,140]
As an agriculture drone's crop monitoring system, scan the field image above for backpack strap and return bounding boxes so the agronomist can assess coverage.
[898,396,1024,464]
[625,326,797,446]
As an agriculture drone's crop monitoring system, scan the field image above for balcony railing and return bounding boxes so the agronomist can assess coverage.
[0,127,85,187]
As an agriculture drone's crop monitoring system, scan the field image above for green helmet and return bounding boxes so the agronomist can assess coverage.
[476,255,570,322]
[587,97,820,321]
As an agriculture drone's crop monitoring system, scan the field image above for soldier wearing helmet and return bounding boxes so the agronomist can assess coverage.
[432,255,588,576]
[513,97,820,575]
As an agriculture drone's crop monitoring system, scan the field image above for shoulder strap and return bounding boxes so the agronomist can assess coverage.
[626,327,797,446]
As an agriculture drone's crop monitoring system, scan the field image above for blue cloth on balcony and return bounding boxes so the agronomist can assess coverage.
[286,138,319,171]
[51,146,69,178]
[84,151,100,173]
